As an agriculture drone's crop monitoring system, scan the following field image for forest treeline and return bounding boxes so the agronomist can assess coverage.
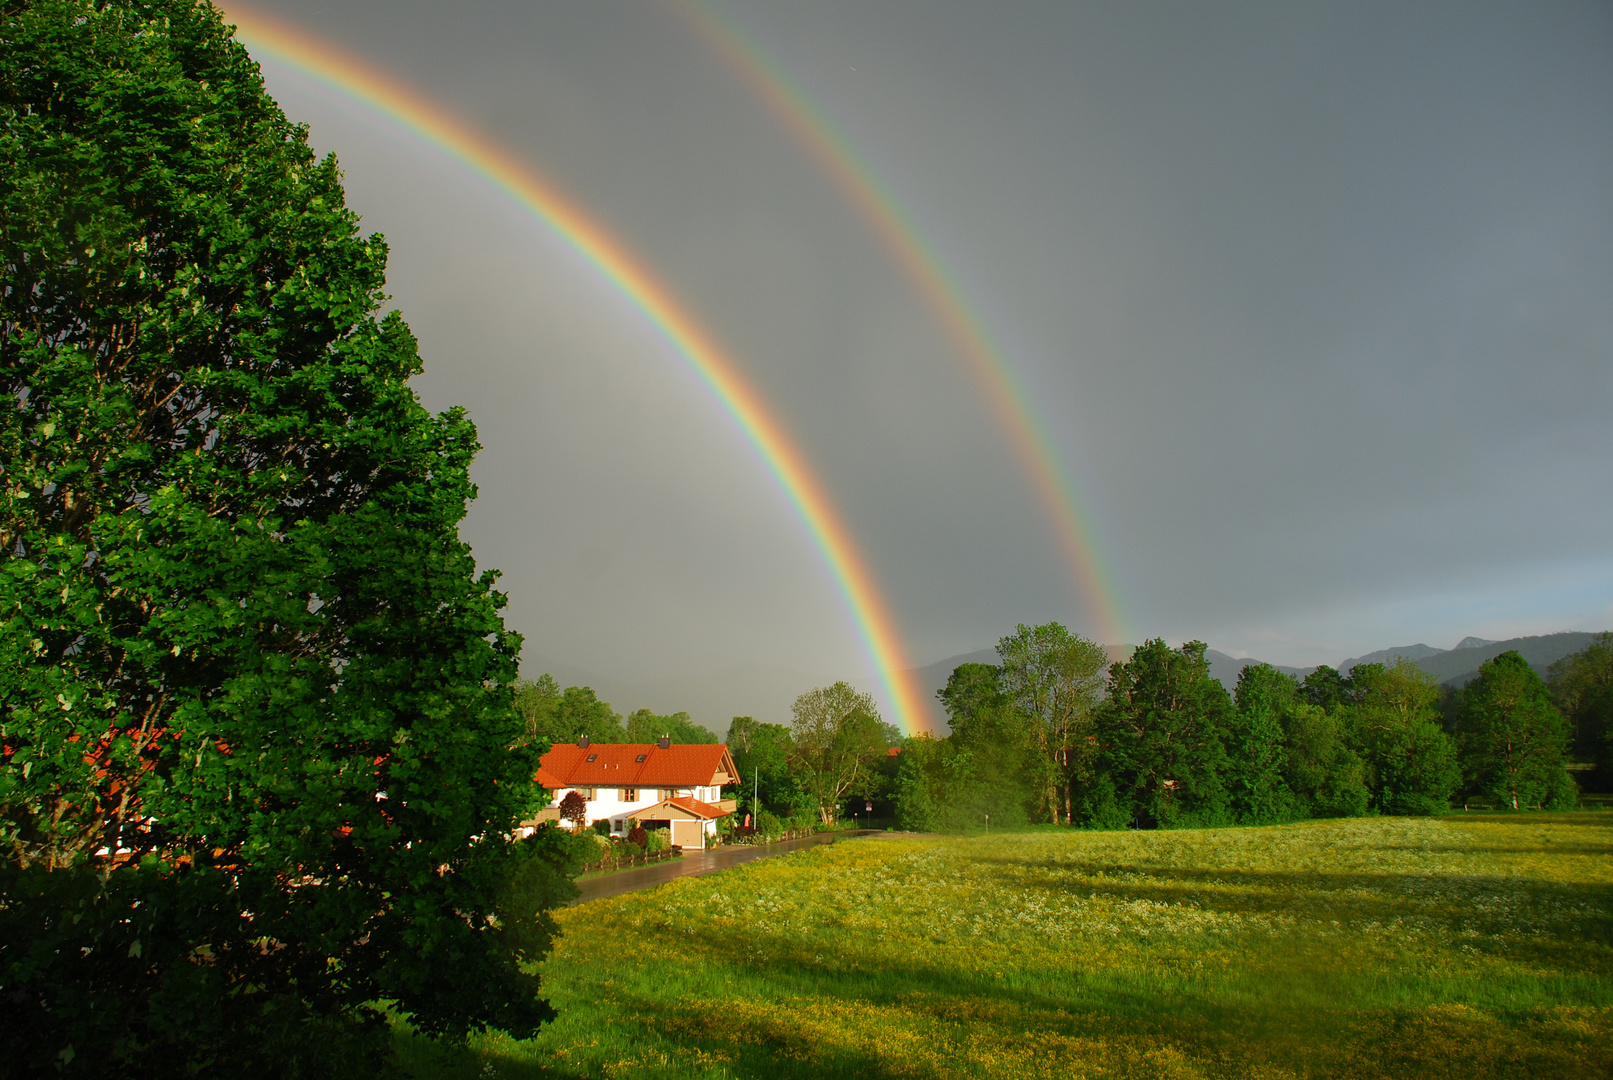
[896,625,1613,832]
[513,674,720,747]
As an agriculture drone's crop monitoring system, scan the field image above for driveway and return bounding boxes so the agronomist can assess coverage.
[569,830,880,905]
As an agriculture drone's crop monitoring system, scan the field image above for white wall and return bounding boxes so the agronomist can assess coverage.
[554,785,723,834]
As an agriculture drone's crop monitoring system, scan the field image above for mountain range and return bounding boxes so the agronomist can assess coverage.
[527,630,1605,738]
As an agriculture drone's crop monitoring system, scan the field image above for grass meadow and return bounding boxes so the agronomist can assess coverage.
[399,815,1613,1079]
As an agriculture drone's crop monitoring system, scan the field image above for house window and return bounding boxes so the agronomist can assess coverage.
[577,787,595,800]
[586,754,597,762]
[635,754,647,763]
[622,787,638,802]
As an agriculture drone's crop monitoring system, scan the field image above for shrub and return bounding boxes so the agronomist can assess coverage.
[645,829,671,854]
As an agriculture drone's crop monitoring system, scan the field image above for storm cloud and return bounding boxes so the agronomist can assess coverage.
[234,0,1613,726]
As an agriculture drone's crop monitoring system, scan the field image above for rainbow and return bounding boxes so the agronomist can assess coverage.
[219,3,932,733]
[673,0,1128,646]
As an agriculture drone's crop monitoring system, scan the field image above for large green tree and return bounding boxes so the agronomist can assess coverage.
[1227,665,1301,823]
[1232,664,1367,820]
[936,662,1034,826]
[896,663,1035,832]
[515,681,624,746]
[725,715,796,818]
[787,682,890,825]
[513,673,563,742]
[1457,651,1576,810]
[996,623,1108,824]
[1339,660,1459,815]
[1548,632,1613,792]
[0,3,569,1074]
[1083,640,1232,829]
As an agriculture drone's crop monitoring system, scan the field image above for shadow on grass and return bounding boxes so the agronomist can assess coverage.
[392,1021,588,1079]
[533,927,1613,1080]
[962,847,1613,909]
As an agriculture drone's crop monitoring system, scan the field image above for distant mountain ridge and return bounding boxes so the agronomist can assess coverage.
[1203,650,1313,690]
[1336,643,1447,669]
[1400,632,1600,687]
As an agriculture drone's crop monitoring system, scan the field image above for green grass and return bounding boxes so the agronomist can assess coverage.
[398,814,1613,1079]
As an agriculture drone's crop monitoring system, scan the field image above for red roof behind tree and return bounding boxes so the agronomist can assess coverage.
[535,742,738,790]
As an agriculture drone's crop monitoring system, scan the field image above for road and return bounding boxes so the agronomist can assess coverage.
[569,830,879,905]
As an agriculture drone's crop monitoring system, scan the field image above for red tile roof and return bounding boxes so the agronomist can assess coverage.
[536,742,738,790]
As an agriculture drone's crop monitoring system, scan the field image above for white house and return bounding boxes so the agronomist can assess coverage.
[528,737,738,849]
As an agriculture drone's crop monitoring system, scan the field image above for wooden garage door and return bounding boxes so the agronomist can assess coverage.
[671,819,703,850]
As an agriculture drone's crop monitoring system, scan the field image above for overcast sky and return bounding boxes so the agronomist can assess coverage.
[233,1,1612,715]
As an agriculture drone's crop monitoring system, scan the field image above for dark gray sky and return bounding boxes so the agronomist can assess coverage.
[233,1,1613,723]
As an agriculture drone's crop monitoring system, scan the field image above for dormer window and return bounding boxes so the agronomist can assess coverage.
[586,754,597,762]
[635,754,647,763]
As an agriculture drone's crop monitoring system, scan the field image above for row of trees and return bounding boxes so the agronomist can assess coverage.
[727,683,902,826]
[897,624,1606,832]
[1549,633,1613,790]
[512,674,719,747]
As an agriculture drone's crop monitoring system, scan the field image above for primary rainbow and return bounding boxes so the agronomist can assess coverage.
[220,3,932,733]
[674,0,1129,646]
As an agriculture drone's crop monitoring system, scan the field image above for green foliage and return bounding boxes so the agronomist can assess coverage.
[624,708,716,745]
[511,677,625,746]
[558,685,625,745]
[726,715,799,817]
[1084,640,1233,828]
[996,623,1108,824]
[1228,664,1371,822]
[1341,661,1460,815]
[893,735,944,832]
[1227,665,1301,823]
[643,828,671,854]
[0,2,568,1073]
[787,683,891,825]
[1548,632,1613,791]
[512,673,562,743]
[1278,700,1370,818]
[936,661,1007,726]
[1299,664,1356,711]
[1457,651,1576,810]
[895,663,1035,831]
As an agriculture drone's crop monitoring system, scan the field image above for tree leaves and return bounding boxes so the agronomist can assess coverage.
[1,2,566,1072]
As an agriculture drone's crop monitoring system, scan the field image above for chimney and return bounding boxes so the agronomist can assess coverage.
[657,735,670,750]
[577,735,589,748]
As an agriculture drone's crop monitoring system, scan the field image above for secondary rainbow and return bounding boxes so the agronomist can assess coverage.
[221,3,932,733]
[674,0,1128,646]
